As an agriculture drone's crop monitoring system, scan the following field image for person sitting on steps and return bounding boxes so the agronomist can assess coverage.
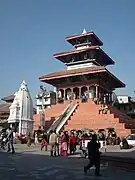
[99,104,104,114]
[94,97,99,104]
[81,94,87,103]
[103,105,108,114]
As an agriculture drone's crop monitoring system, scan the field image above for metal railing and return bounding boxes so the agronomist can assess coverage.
[56,103,79,134]
[47,104,71,133]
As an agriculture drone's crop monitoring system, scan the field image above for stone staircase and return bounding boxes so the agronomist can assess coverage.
[34,102,70,130]
[64,99,135,137]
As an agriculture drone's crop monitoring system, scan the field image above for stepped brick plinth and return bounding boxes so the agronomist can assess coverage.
[64,100,134,137]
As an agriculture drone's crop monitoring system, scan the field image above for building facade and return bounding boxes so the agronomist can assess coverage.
[36,90,56,114]
[115,95,135,117]
[0,95,14,128]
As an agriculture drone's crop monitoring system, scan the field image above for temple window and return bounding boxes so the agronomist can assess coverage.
[78,38,85,44]
[86,75,91,80]
[84,53,88,60]
[71,57,75,62]
[70,76,80,83]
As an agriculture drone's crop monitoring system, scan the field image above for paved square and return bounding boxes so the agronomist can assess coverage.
[0,144,135,180]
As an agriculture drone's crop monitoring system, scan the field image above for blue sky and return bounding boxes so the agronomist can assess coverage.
[0,0,135,103]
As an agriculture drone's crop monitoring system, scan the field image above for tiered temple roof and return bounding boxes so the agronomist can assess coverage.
[53,46,114,65]
[66,31,103,46]
[39,66,125,88]
[39,30,125,90]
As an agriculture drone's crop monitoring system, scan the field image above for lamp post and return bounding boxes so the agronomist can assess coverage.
[38,85,49,130]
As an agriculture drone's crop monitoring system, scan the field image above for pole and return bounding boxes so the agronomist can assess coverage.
[39,86,47,131]
[41,95,45,130]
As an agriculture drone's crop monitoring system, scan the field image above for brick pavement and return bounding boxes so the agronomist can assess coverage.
[0,144,135,180]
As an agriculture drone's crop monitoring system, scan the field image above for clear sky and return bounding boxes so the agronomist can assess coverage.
[0,0,135,103]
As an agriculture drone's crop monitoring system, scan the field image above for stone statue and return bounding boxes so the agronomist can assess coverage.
[8,80,34,135]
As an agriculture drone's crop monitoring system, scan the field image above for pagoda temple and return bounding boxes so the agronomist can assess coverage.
[40,29,125,103]
[35,29,135,137]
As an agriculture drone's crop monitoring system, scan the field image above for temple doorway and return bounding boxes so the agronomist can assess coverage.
[58,89,64,99]
[73,87,79,99]
[81,86,88,96]
[65,88,71,100]
[89,86,95,99]
[58,89,64,103]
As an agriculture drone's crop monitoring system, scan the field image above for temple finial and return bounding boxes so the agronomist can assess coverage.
[82,28,87,34]
[21,80,27,86]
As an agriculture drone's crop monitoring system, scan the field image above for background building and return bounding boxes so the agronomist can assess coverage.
[0,95,14,128]
[36,90,56,114]
[115,95,135,117]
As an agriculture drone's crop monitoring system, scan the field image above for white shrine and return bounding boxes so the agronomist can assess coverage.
[8,80,34,135]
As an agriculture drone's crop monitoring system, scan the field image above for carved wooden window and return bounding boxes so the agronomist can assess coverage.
[71,56,75,62]
[84,53,88,60]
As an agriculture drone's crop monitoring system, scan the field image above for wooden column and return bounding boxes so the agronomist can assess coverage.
[56,88,58,103]
[79,87,81,99]
[63,88,66,100]
[108,93,111,103]
[110,92,112,103]
[95,85,98,98]
[87,86,89,98]
[71,88,73,100]
[98,86,101,100]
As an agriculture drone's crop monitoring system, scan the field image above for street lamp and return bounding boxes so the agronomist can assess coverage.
[37,85,49,130]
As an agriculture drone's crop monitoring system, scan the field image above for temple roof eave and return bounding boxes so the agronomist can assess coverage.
[39,67,125,88]
[1,95,14,102]
[39,66,105,80]
[53,46,115,65]
[66,31,103,46]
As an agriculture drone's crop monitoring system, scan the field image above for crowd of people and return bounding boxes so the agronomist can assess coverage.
[0,126,129,156]
[30,128,122,156]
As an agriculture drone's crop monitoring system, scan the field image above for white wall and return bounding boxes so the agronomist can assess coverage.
[67,62,97,70]
[117,96,129,104]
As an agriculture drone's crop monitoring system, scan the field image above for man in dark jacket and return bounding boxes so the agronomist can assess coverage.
[84,134,101,176]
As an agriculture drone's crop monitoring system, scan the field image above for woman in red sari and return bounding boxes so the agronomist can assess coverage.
[60,131,68,156]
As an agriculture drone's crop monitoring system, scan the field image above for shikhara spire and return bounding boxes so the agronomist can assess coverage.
[82,28,87,34]
[8,80,34,135]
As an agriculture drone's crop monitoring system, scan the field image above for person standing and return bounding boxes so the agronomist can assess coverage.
[7,127,15,153]
[69,133,76,155]
[35,132,39,144]
[49,130,57,156]
[60,131,68,156]
[54,133,60,156]
[41,133,48,151]
[26,133,31,147]
[84,134,101,176]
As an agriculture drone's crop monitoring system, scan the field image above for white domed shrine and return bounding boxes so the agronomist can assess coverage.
[8,80,34,135]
